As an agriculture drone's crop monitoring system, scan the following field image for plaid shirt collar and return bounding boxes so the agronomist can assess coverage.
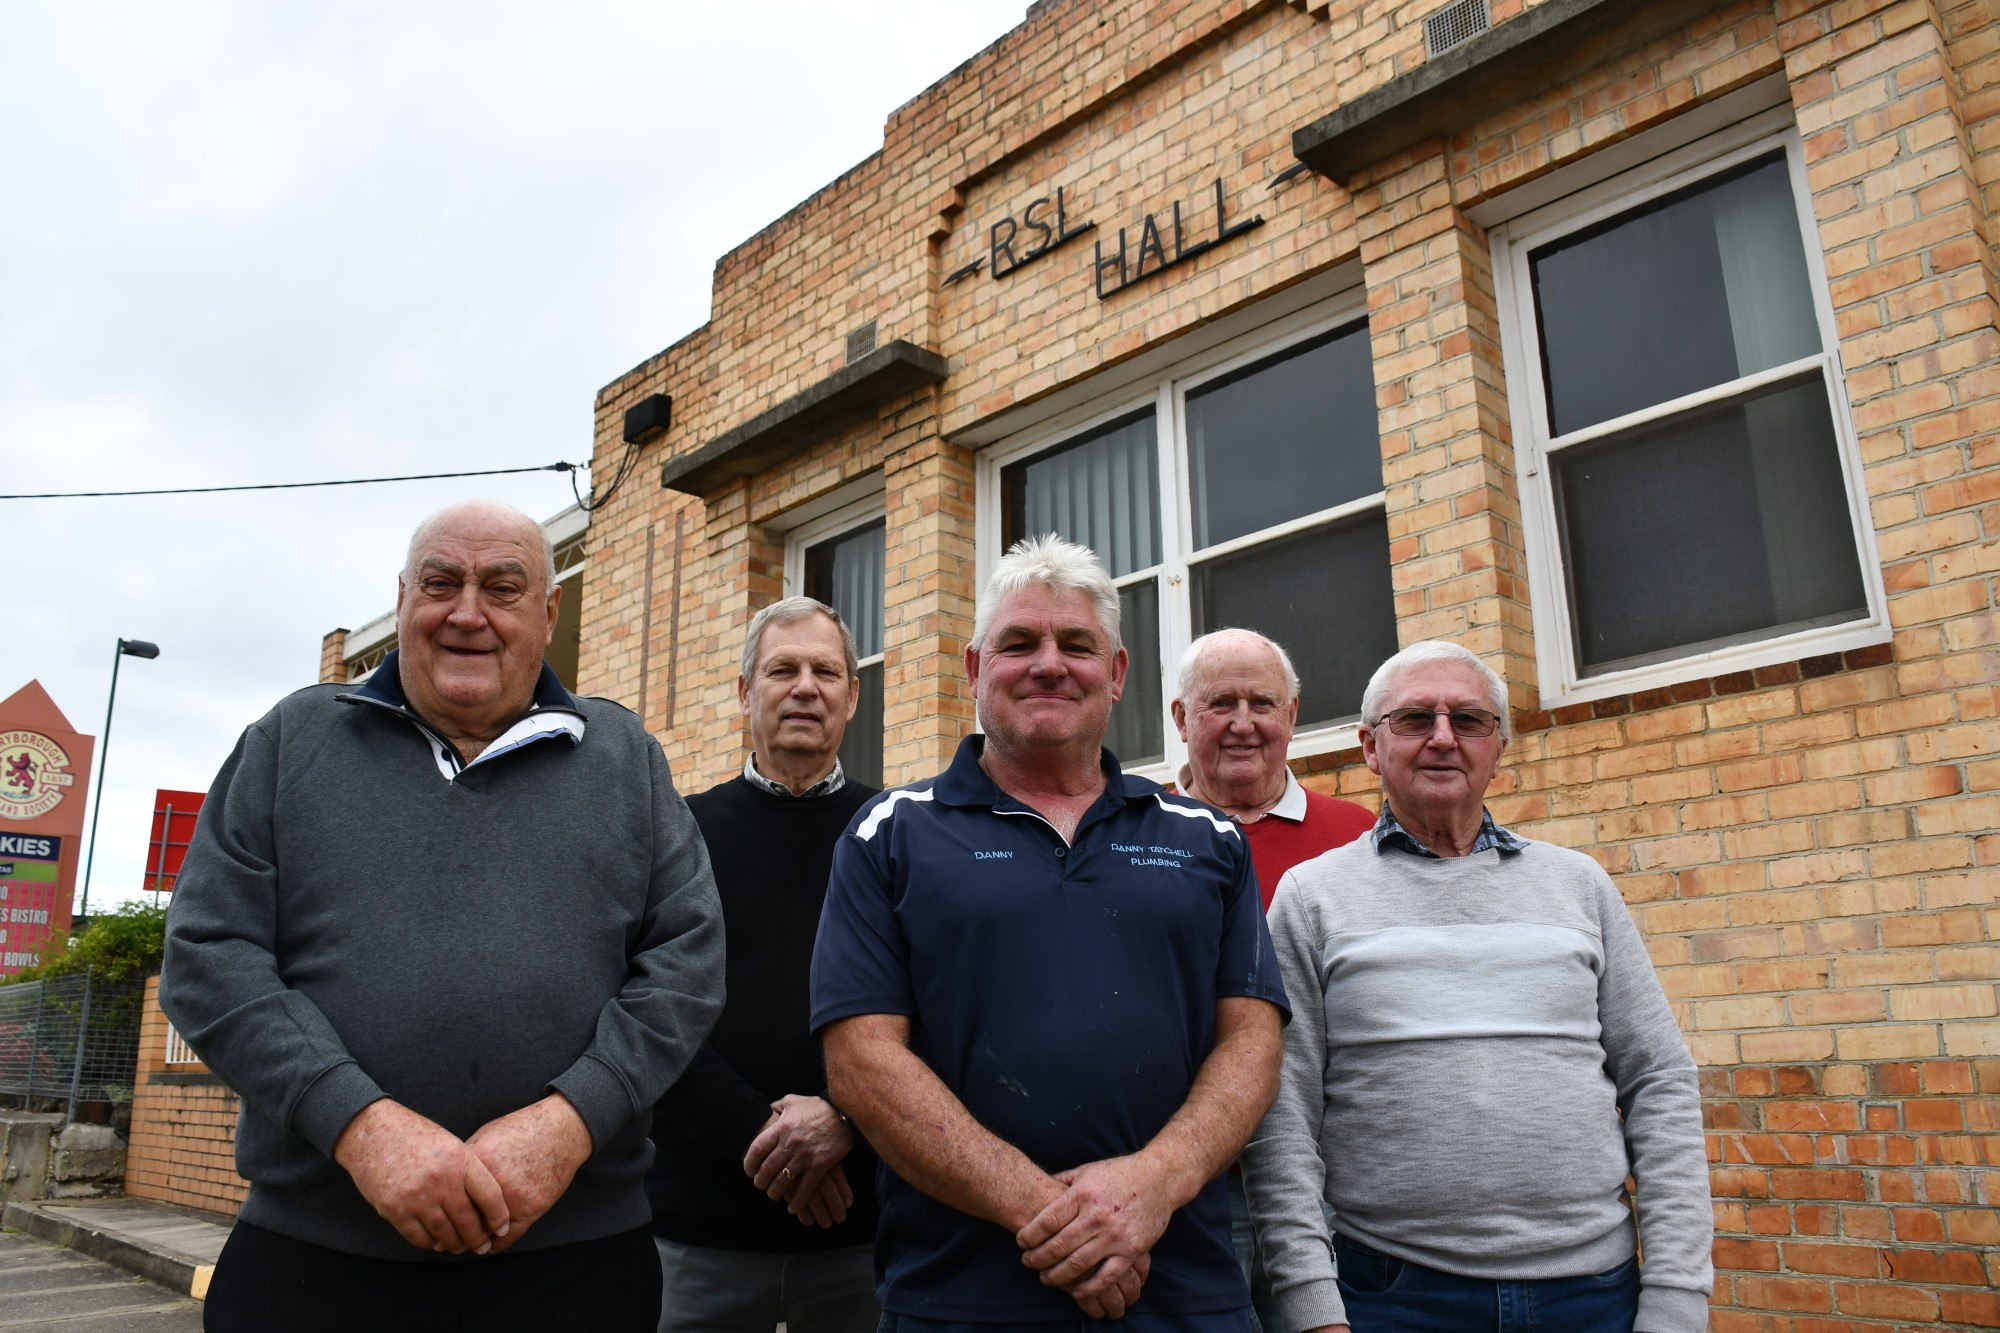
[743,754,846,799]
[1370,803,1527,858]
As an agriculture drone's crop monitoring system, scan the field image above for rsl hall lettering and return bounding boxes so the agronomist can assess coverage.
[946,177,1264,300]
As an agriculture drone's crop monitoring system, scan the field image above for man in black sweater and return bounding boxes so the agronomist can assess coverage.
[647,596,881,1333]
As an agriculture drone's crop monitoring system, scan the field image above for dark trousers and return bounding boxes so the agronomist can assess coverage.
[204,1220,661,1333]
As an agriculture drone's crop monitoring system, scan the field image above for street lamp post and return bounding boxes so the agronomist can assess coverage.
[78,637,160,922]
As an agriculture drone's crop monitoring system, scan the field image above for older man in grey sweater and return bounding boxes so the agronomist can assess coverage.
[162,501,724,1333]
[1241,641,1711,1333]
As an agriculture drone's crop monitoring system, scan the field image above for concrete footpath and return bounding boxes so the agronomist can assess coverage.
[3,1196,230,1304]
[0,1225,203,1330]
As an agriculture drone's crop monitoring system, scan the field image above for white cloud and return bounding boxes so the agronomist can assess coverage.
[0,0,1028,913]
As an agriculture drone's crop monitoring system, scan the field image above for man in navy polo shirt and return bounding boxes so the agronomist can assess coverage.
[811,534,1288,1331]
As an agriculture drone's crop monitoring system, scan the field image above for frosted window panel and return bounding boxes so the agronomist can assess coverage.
[1106,579,1163,765]
[806,519,886,659]
[839,664,884,787]
[805,518,887,784]
[1002,410,1161,578]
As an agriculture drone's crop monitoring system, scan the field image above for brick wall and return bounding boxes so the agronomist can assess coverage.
[125,976,245,1218]
[582,1,1996,1327]
[318,629,348,685]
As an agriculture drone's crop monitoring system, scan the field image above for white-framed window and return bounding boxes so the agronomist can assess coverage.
[977,294,1399,779]
[163,1021,201,1067]
[1492,112,1889,706]
[784,492,886,787]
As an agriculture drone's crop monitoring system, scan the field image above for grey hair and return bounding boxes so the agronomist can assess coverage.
[1176,629,1300,706]
[971,534,1121,653]
[741,596,859,680]
[1360,640,1512,740]
[404,500,557,588]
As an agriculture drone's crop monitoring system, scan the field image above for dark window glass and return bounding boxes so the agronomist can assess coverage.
[1553,373,1868,675]
[1531,153,1821,436]
[1190,511,1399,731]
[1002,410,1160,578]
[804,518,887,786]
[547,575,582,689]
[1004,414,1164,764]
[841,664,883,788]
[1185,320,1382,548]
[1107,579,1163,765]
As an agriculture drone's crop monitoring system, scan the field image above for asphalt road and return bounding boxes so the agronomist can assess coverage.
[0,1228,203,1331]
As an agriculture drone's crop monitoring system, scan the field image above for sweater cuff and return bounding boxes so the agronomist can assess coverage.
[1636,1283,1711,1333]
[1277,1276,1347,1332]
[549,1053,634,1151]
[290,1061,388,1157]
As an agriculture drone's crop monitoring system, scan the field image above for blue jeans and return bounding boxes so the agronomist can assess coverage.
[879,1310,1254,1333]
[1334,1234,1639,1333]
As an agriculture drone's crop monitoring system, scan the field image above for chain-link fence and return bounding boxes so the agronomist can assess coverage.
[0,970,145,1118]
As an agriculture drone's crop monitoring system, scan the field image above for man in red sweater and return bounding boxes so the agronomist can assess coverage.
[1172,630,1374,908]
[1171,628,1374,1331]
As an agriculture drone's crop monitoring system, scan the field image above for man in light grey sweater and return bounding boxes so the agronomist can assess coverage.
[1240,641,1711,1333]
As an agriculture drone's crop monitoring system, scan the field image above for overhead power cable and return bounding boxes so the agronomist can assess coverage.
[571,436,642,512]
[0,461,583,501]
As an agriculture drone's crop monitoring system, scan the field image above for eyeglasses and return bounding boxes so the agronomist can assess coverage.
[1379,707,1502,739]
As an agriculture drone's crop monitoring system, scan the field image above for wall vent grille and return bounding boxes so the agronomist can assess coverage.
[1424,0,1490,58]
[845,321,878,363]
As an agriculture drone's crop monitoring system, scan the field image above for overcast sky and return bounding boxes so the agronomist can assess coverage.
[2,1,1028,915]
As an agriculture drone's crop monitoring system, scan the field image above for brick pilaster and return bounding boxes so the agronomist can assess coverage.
[318,629,349,684]
[1355,146,1536,708]
[880,404,977,787]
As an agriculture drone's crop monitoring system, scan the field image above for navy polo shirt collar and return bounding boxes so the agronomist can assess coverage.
[933,734,1160,815]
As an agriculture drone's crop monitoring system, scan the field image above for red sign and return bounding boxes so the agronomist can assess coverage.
[143,790,206,893]
[0,680,93,976]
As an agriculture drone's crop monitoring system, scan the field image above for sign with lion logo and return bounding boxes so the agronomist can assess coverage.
[0,730,76,821]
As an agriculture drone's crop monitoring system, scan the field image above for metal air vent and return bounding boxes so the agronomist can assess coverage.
[845,321,878,364]
[1424,0,1490,58]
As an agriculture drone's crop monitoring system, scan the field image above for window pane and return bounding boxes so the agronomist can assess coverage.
[1185,321,1381,548]
[1106,579,1163,766]
[1002,410,1161,578]
[1190,512,1399,731]
[836,662,884,788]
[1532,152,1822,436]
[1554,373,1868,675]
[804,519,885,659]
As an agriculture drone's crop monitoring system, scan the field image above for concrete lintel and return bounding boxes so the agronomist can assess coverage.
[1291,0,1730,184]
[660,340,949,497]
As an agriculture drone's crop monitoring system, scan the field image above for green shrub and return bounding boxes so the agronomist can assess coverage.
[2,900,168,987]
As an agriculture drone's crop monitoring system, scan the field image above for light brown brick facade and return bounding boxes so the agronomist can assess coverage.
[126,976,247,1218]
[581,2,1997,1324]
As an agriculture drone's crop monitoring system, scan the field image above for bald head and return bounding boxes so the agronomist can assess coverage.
[405,500,555,593]
[1171,629,1302,816]
[393,499,563,754]
[1176,629,1298,707]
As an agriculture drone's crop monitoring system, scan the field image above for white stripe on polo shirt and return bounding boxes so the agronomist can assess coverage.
[855,787,934,842]
[1153,793,1241,837]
